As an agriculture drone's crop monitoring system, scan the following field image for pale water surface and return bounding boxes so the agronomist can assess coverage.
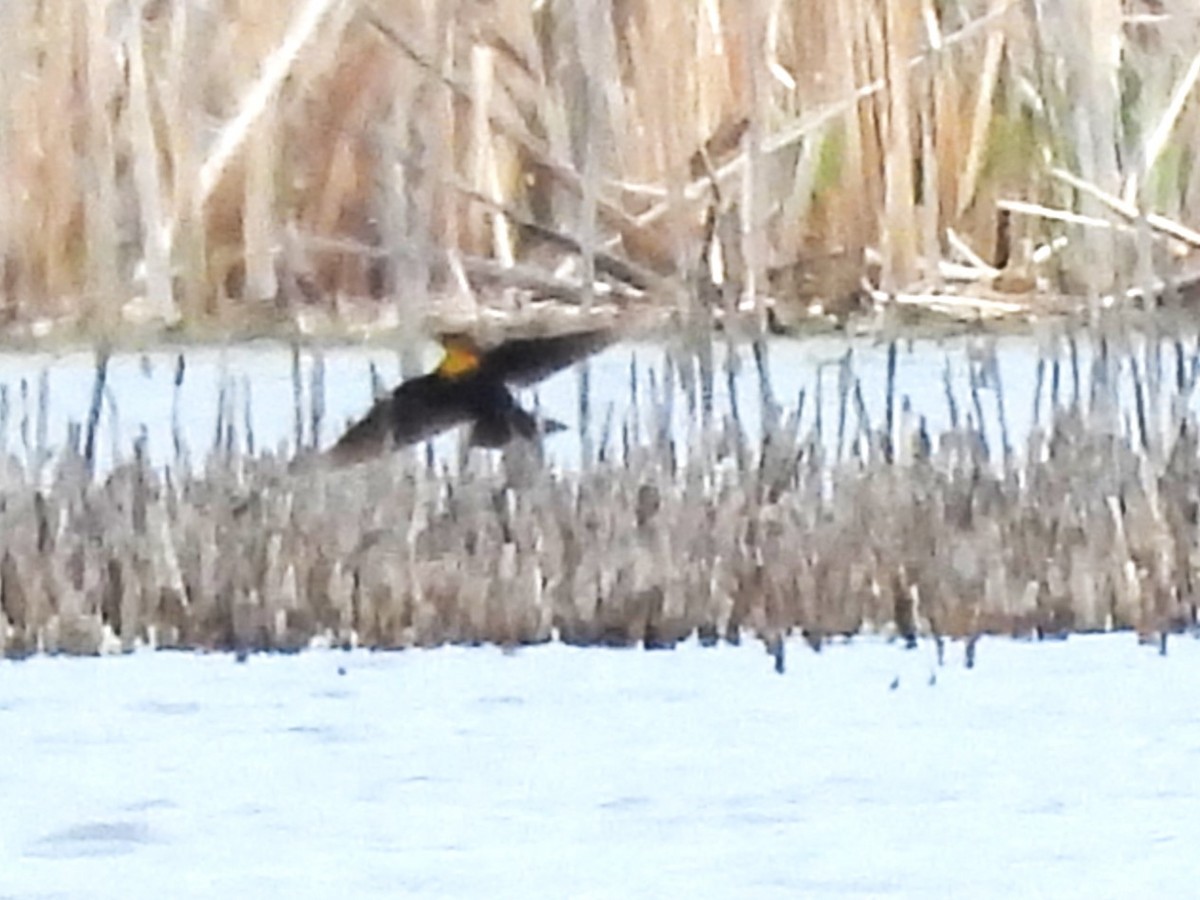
[1,635,1198,898]
[0,332,1188,474]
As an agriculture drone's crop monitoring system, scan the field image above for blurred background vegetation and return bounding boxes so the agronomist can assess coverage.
[1,0,1199,340]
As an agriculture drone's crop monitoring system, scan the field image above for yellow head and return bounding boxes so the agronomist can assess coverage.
[435,333,483,378]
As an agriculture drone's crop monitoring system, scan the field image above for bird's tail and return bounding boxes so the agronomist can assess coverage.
[469,405,566,447]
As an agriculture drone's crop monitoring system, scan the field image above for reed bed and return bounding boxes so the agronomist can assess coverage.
[2,328,1199,658]
[3,1,1200,339]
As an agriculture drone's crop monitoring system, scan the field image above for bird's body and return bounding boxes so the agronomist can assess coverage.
[324,328,611,466]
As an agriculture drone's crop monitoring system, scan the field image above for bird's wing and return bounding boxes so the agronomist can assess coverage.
[480,329,614,386]
[325,375,472,466]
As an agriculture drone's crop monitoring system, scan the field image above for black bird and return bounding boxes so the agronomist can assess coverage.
[325,328,613,466]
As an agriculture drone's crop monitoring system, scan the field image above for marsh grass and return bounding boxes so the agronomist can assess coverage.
[4,1,1200,339]
[2,327,1199,657]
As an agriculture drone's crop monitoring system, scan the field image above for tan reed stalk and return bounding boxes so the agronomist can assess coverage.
[126,9,178,325]
[734,0,769,326]
[31,1,80,316]
[955,0,1008,218]
[879,0,919,292]
[823,0,871,290]
[83,0,121,333]
[156,2,210,324]
[917,0,941,289]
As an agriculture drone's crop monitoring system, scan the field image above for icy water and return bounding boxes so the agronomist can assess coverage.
[2,635,1199,898]
[0,331,1188,474]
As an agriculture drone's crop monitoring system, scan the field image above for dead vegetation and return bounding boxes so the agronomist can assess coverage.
[2,327,1199,657]
[3,1,1200,340]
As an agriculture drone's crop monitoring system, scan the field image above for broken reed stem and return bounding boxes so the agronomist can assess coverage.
[968,353,990,461]
[1122,46,1200,206]
[83,345,110,478]
[291,342,304,452]
[172,354,186,468]
[885,340,898,463]
[309,349,325,452]
[1050,167,1200,249]
[195,0,345,211]
[242,375,256,458]
[835,351,853,461]
[35,371,48,475]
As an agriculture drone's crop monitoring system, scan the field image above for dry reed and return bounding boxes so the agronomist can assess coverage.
[2,328,1199,658]
[3,1,1200,338]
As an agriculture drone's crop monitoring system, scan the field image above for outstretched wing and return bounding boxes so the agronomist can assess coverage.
[480,328,613,386]
[325,375,472,466]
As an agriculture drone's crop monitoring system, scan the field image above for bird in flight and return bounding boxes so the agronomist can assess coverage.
[323,327,613,466]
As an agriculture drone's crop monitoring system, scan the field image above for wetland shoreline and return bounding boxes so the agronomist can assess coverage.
[2,327,1198,658]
